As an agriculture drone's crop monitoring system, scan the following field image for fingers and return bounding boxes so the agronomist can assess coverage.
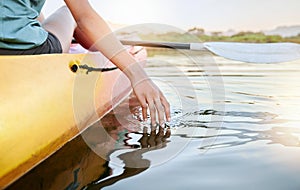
[133,80,171,125]
[140,101,148,122]
[146,95,170,126]
[159,91,171,122]
[154,98,166,126]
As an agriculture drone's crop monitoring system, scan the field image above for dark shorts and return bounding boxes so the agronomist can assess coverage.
[0,32,63,55]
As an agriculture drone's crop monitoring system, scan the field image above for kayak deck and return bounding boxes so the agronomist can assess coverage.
[0,49,146,188]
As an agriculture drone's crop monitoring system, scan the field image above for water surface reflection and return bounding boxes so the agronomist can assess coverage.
[8,54,300,190]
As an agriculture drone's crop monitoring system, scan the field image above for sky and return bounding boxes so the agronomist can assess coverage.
[43,0,300,32]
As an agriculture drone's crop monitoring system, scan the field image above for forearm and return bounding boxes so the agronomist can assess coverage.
[65,0,144,81]
[79,17,147,83]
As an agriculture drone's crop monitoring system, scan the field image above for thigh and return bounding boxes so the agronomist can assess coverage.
[42,6,76,53]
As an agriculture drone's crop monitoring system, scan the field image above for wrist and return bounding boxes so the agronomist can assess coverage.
[122,61,149,87]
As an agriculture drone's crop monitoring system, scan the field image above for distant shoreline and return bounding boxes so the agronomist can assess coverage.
[138,31,299,44]
[116,24,300,44]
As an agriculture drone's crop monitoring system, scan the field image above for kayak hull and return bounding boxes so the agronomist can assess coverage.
[0,48,146,188]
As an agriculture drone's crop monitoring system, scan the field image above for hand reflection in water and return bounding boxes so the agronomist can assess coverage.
[85,125,171,190]
[139,125,171,149]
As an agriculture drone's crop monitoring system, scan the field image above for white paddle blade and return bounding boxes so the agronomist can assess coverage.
[204,42,300,63]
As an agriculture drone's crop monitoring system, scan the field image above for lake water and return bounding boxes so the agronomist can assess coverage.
[8,50,300,190]
[83,50,300,190]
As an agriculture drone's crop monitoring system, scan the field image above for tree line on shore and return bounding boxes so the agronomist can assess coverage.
[139,27,300,43]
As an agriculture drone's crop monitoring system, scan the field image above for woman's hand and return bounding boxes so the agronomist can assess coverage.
[132,78,170,126]
[120,59,170,126]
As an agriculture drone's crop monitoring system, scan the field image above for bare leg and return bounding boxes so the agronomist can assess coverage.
[41,6,76,53]
[42,6,98,53]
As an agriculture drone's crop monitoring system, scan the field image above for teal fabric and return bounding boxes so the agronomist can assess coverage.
[0,0,48,49]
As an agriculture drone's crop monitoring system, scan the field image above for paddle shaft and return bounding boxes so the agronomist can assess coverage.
[120,40,206,51]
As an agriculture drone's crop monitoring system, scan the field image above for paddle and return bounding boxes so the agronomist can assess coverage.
[121,40,300,63]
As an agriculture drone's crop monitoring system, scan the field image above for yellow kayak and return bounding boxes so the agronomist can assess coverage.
[0,47,146,189]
